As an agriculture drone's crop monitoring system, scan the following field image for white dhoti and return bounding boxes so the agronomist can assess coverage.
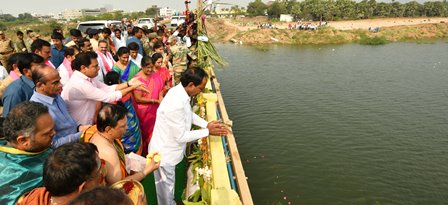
[154,165,176,205]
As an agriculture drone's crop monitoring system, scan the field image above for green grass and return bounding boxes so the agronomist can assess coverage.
[359,34,388,45]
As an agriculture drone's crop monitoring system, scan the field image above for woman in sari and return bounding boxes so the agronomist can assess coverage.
[88,103,159,185]
[133,56,164,156]
[112,47,140,82]
[151,52,172,87]
[104,71,143,154]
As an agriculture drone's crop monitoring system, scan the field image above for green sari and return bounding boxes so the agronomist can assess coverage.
[112,61,140,82]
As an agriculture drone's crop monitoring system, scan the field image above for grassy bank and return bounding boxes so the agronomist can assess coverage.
[207,19,448,45]
[0,21,77,41]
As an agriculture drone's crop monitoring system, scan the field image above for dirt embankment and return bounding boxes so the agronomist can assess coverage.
[206,17,448,45]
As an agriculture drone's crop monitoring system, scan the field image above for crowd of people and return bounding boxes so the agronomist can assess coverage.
[0,16,228,205]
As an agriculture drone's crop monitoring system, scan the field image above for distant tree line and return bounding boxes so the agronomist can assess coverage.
[0,12,39,30]
[247,0,448,21]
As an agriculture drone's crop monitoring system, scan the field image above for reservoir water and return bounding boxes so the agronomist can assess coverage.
[214,42,448,205]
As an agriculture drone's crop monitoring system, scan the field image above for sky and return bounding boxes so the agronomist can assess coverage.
[0,0,252,16]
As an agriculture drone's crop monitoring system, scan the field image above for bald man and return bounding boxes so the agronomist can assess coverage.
[30,64,90,148]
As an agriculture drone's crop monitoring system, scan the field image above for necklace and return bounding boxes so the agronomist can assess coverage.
[97,132,114,144]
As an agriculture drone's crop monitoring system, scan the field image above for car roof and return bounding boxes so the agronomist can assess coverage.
[78,20,121,24]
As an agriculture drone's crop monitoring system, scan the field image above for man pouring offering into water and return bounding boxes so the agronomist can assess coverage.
[149,67,228,205]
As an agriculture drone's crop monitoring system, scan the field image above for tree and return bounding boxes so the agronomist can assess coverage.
[375,2,392,17]
[286,0,302,18]
[389,1,404,17]
[334,0,356,20]
[403,1,422,17]
[17,13,35,20]
[145,7,158,16]
[230,5,243,16]
[302,0,326,21]
[267,1,287,19]
[247,0,267,17]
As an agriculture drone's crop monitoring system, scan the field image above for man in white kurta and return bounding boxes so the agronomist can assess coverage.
[149,68,228,205]
[96,40,115,82]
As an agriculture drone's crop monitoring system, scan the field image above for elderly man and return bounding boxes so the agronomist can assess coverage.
[2,53,44,117]
[31,39,53,68]
[17,142,103,205]
[149,67,228,205]
[96,40,115,82]
[0,101,55,205]
[30,64,90,148]
[0,31,15,68]
[62,51,146,125]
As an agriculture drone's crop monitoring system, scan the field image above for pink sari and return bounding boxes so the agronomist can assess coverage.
[133,72,164,155]
[156,67,171,87]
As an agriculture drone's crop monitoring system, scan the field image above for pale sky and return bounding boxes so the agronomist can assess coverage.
[1,0,251,16]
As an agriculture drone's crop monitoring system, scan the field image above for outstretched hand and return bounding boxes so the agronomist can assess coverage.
[128,79,150,93]
[207,120,228,136]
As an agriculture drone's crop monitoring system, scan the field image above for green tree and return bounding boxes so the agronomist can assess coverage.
[48,20,63,30]
[374,2,392,17]
[230,5,243,16]
[267,0,287,19]
[286,0,302,18]
[389,1,404,17]
[0,14,16,22]
[17,13,35,20]
[334,0,356,20]
[403,1,422,17]
[247,0,267,17]
[145,7,159,16]
[302,0,326,21]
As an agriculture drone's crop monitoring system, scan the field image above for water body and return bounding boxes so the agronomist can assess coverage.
[214,41,448,205]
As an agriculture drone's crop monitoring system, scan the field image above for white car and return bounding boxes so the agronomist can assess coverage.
[171,16,186,27]
[77,20,121,34]
[137,18,155,29]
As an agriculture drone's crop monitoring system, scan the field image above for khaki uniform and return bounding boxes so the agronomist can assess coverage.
[14,40,28,53]
[0,38,14,68]
[170,44,190,85]
[141,37,152,57]
[25,38,33,53]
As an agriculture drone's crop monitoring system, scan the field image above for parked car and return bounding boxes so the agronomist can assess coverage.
[137,18,155,29]
[77,20,121,34]
[170,16,186,27]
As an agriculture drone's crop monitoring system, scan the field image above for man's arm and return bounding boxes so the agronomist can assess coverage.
[165,107,209,144]
[2,89,22,117]
[51,132,82,148]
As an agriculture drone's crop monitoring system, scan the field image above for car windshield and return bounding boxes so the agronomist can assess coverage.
[139,19,153,23]
[77,23,105,34]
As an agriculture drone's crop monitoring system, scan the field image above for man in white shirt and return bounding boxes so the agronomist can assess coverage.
[96,40,115,82]
[112,29,126,51]
[149,67,228,205]
[62,51,146,125]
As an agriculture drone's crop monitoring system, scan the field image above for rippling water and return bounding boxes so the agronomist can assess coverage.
[214,42,448,205]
